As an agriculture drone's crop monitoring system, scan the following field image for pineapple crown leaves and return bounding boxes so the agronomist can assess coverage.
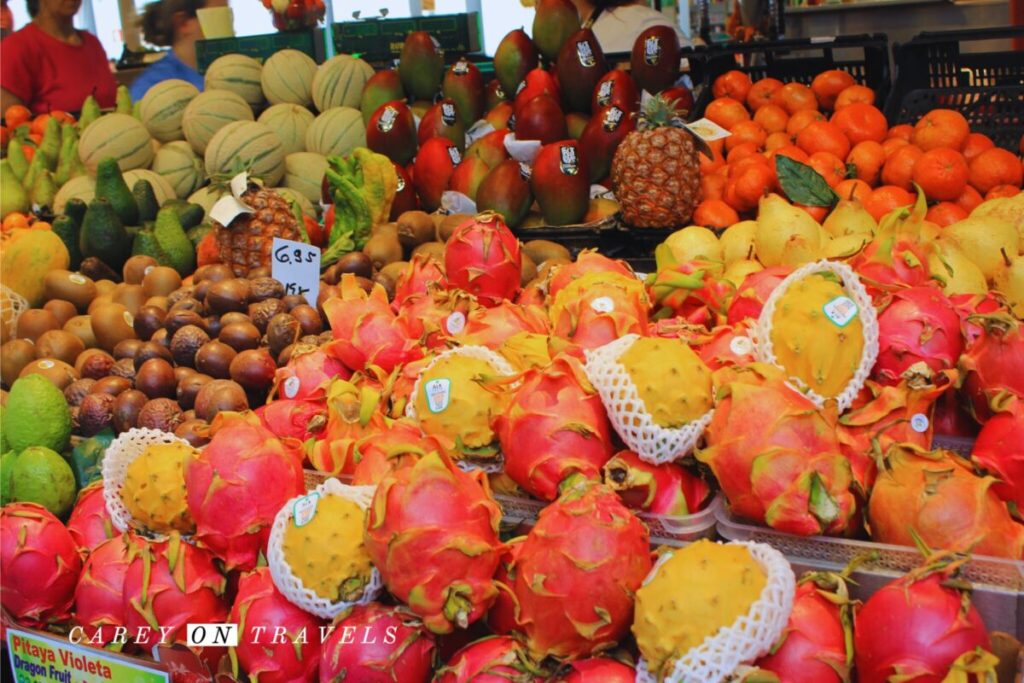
[635,95,689,131]
[207,159,263,197]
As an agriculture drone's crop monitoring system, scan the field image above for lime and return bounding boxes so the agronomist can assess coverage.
[0,449,15,505]
[3,375,72,453]
[10,446,77,517]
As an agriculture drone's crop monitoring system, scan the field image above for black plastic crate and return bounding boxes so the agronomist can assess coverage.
[886,26,1024,151]
[681,34,891,119]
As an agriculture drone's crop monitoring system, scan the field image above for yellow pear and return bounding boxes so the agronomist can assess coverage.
[943,215,1020,281]
[583,197,620,223]
[722,259,763,288]
[824,233,870,260]
[822,198,877,237]
[972,194,1024,244]
[754,193,824,267]
[993,249,1024,318]
[928,239,988,296]
[719,220,757,267]
[663,226,724,271]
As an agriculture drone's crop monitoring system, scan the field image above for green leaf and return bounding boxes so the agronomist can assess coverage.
[775,155,840,208]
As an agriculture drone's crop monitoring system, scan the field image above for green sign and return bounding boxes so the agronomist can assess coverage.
[6,628,168,683]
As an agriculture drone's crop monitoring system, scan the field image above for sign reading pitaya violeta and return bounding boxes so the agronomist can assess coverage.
[6,628,168,683]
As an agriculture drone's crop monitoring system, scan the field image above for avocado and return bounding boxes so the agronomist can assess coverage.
[51,214,83,269]
[131,228,170,264]
[187,223,212,247]
[80,197,130,271]
[132,179,159,223]
[153,206,196,276]
[95,158,139,226]
[175,202,205,230]
[63,197,87,228]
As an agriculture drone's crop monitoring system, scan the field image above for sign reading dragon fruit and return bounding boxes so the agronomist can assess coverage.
[425,379,452,413]
[7,628,168,682]
[823,296,859,328]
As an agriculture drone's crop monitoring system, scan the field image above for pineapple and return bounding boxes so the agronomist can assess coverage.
[611,96,701,229]
[212,180,301,276]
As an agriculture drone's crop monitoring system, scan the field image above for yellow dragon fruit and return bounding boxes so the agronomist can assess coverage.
[620,336,713,428]
[122,442,197,534]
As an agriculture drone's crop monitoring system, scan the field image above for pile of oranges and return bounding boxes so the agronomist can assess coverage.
[692,69,1024,229]
[1,104,76,161]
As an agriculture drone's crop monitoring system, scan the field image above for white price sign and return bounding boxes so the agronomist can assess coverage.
[271,238,320,307]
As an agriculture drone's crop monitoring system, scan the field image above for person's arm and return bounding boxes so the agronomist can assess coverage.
[1,32,34,114]
[1,87,24,114]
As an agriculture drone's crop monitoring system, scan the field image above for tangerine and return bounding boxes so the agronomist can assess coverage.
[808,151,847,188]
[4,105,31,128]
[786,109,827,137]
[961,133,995,161]
[811,69,856,110]
[986,185,1021,199]
[29,114,51,136]
[795,203,828,222]
[753,104,789,134]
[2,213,29,230]
[769,144,810,165]
[835,178,872,202]
[727,163,776,212]
[864,185,916,221]
[847,140,886,185]
[834,85,875,110]
[882,137,910,158]
[693,199,741,229]
[772,82,818,115]
[713,70,754,103]
[726,142,760,164]
[796,120,851,160]
[912,109,970,152]
[881,145,924,190]
[913,147,969,201]
[705,97,751,130]
[831,103,888,144]
[701,173,728,201]
[887,124,914,141]
[955,185,984,213]
[725,120,768,152]
[925,202,968,227]
[764,131,792,151]
[967,148,1024,194]
[746,77,784,111]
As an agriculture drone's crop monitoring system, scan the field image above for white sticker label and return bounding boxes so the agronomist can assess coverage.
[730,336,753,356]
[271,237,321,307]
[591,296,615,313]
[910,413,929,433]
[683,118,732,142]
[123,311,134,327]
[69,273,87,285]
[446,311,466,335]
[283,375,301,399]
[292,493,319,528]
[38,360,54,369]
[425,378,452,413]
[209,172,255,227]
[823,296,859,328]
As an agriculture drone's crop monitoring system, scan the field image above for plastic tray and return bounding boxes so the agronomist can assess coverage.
[514,214,620,258]
[932,432,976,458]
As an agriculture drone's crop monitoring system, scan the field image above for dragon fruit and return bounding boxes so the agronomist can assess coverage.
[122,441,197,535]
[512,482,652,660]
[867,444,1024,559]
[555,659,636,682]
[457,300,551,349]
[548,250,635,298]
[495,355,614,501]
[951,292,1005,347]
[549,272,650,351]
[932,386,980,438]
[873,285,963,384]
[272,346,349,401]
[726,266,791,324]
[1,503,82,626]
[603,450,710,516]
[434,636,548,683]
[72,534,140,646]
[972,395,1024,514]
[958,313,1024,423]
[318,603,437,683]
[122,533,229,659]
[351,418,444,485]
[648,260,734,328]
[230,567,324,683]
[66,482,115,557]
[309,379,389,475]
[854,551,994,683]
[697,364,858,536]
[648,319,756,370]
[499,332,554,371]
[445,212,522,306]
[394,253,448,307]
[850,191,934,297]
[364,451,504,634]
[486,540,521,637]
[397,288,481,350]
[324,274,424,373]
[184,412,305,571]
[619,336,714,429]
[255,398,327,442]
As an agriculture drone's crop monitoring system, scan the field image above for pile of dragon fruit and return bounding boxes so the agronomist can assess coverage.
[2,210,1021,682]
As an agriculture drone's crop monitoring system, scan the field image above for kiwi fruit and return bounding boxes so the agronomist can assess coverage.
[64,315,97,349]
[141,266,182,298]
[123,255,158,285]
[397,210,437,250]
[87,294,113,315]
[43,299,78,327]
[372,271,397,300]
[93,279,117,297]
[379,261,409,284]
[112,284,147,316]
[19,358,79,389]
[16,309,61,341]
[412,241,446,263]
[537,257,571,281]
[1,339,36,387]
[144,296,170,311]
[43,270,97,311]
[439,213,471,242]
[372,222,399,239]
[363,232,403,270]
[34,330,85,365]
[523,240,572,266]
[520,252,538,287]
[91,303,137,352]
[194,264,234,283]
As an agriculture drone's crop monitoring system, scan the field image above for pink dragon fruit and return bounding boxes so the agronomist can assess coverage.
[255,398,327,442]
[549,271,650,351]
[1,502,82,626]
[364,451,504,634]
[696,364,858,536]
[556,659,636,682]
[394,253,448,307]
[972,395,1024,513]
[318,603,437,682]
[873,285,963,385]
[272,346,349,401]
[122,533,229,661]
[958,313,1024,423]
[397,288,480,350]
[648,260,734,328]
[230,567,324,683]
[602,449,710,516]
[351,418,445,485]
[184,412,305,571]
[445,212,522,306]
[850,191,934,298]
[66,482,115,557]
[516,283,548,308]
[457,300,551,349]
[486,540,521,637]
[324,274,424,373]
[512,482,652,660]
[72,534,141,646]
[651,319,755,370]
[548,250,634,298]
[494,355,614,501]
[725,266,790,324]
[309,379,389,476]
[434,636,547,683]
[951,292,1005,347]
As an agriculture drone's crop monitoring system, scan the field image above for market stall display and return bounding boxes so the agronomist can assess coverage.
[1,7,1023,682]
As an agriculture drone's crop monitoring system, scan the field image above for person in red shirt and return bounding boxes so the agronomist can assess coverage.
[1,0,118,115]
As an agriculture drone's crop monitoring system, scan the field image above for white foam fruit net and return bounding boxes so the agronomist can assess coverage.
[636,541,796,683]
[1,285,28,334]
[266,477,383,620]
[101,427,196,539]
[583,334,714,465]
[752,259,878,414]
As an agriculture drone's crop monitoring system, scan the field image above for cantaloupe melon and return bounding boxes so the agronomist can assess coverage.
[123,169,177,206]
[305,107,365,157]
[182,89,254,155]
[187,185,225,219]
[54,175,96,214]
[261,49,317,107]
[257,104,313,156]
[283,152,328,204]
[204,121,285,186]
[151,141,206,198]
[204,53,264,108]
[273,186,317,219]
[311,54,375,112]
[139,79,199,143]
[78,113,154,173]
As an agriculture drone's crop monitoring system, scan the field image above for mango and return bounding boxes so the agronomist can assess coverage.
[360,69,405,125]
[442,59,486,127]
[556,28,608,114]
[477,159,533,228]
[398,31,444,101]
[514,94,567,145]
[449,157,491,203]
[579,104,635,183]
[532,0,581,62]
[367,100,418,166]
[494,29,539,100]
[630,25,680,95]
[417,98,467,152]
[531,140,589,226]
[465,129,510,169]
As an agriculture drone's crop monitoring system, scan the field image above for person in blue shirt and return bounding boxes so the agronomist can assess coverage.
[130,0,227,100]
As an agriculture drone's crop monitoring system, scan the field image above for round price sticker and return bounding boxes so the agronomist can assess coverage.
[591,297,615,313]
[283,376,301,399]
[910,413,929,433]
[730,336,753,356]
[446,312,466,335]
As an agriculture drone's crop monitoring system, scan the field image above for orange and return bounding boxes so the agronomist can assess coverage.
[746,77,784,111]
[49,111,75,125]
[753,104,789,134]
[769,144,810,165]
[727,163,776,212]
[955,185,983,213]
[967,148,1024,194]
[4,105,31,128]
[882,137,910,158]
[796,121,851,160]
[864,185,916,221]
[835,178,872,202]
[808,151,847,188]
[831,103,888,144]
[29,114,51,136]
[881,145,924,190]
[701,173,728,201]
[705,97,751,131]
[29,221,51,231]
[834,85,875,110]
[887,124,914,141]
[912,109,969,152]
[0,126,8,147]
[764,131,792,151]
[726,120,768,152]
[986,185,1021,199]
[925,202,968,227]
[772,82,818,115]
[693,199,740,229]
[913,147,969,201]
[713,70,754,103]
[699,142,726,174]
[728,153,770,179]
[786,109,827,137]
[2,213,29,230]
[796,204,828,222]
[726,142,760,164]
[961,133,995,161]
[21,145,34,162]
[811,69,856,110]
[847,141,886,186]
